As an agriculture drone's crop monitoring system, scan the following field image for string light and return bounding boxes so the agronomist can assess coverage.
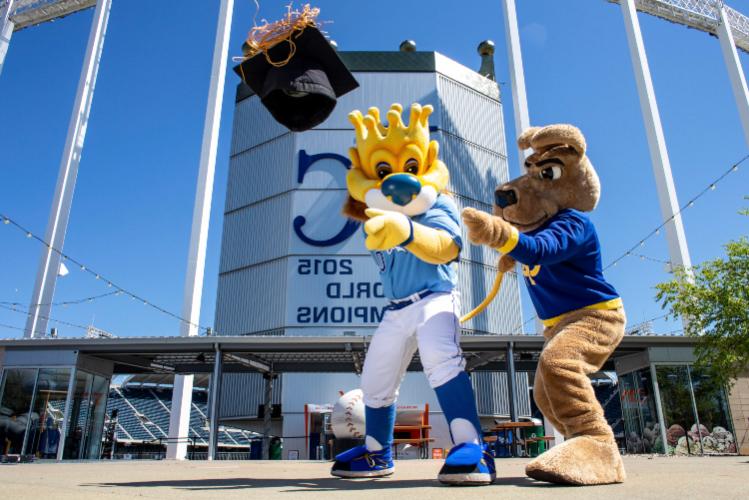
[604,154,748,271]
[629,252,670,264]
[0,303,89,332]
[0,321,51,337]
[0,212,212,335]
[0,291,118,309]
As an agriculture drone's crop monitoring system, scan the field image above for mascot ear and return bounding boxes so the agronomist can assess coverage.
[349,147,362,169]
[342,196,369,222]
[525,124,586,157]
[518,127,542,150]
[427,140,439,168]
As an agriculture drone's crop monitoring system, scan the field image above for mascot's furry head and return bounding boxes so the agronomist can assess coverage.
[494,124,600,232]
[343,103,449,221]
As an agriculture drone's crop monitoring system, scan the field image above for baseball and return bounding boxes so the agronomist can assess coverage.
[331,388,366,439]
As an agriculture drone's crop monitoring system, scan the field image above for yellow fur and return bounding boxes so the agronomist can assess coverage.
[405,223,459,265]
[363,209,411,251]
[345,103,449,204]
[363,208,459,263]
[344,103,457,266]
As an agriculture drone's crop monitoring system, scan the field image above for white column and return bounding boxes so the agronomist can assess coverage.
[716,4,749,147]
[166,0,234,460]
[24,0,112,338]
[0,0,15,77]
[620,0,692,277]
[501,0,531,175]
[501,0,535,334]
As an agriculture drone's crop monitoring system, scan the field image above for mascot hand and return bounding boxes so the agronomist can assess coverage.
[364,208,412,251]
[461,207,517,250]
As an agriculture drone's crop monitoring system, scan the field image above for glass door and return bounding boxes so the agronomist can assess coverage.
[23,368,72,458]
[689,367,737,455]
[656,365,700,455]
[62,370,110,459]
[0,368,39,455]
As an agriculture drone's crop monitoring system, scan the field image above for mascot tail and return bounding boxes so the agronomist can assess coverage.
[459,270,505,323]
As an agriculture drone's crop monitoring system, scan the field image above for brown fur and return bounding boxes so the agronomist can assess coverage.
[342,196,368,222]
[463,124,600,242]
[462,124,627,486]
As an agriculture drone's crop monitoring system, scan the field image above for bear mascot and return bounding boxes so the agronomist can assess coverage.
[330,103,495,485]
[462,124,627,485]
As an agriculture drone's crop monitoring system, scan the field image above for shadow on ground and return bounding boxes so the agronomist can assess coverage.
[84,476,567,492]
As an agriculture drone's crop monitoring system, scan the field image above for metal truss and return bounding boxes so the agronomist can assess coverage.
[608,0,749,53]
[1,0,95,31]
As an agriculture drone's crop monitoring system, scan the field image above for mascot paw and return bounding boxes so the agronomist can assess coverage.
[363,208,412,251]
[525,436,626,486]
[461,207,498,246]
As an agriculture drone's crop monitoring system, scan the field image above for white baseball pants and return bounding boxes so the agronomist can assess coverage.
[361,291,466,408]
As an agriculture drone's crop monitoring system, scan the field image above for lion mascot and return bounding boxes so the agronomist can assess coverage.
[462,124,627,485]
[330,103,495,486]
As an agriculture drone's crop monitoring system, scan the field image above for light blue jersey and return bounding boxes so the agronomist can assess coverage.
[370,194,462,300]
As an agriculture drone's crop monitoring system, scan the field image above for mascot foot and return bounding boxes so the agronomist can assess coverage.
[438,443,495,486]
[331,445,394,478]
[525,436,626,485]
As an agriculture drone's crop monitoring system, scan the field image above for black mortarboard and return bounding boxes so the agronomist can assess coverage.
[234,27,359,132]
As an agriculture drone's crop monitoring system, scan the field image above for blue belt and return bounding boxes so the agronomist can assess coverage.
[386,290,434,311]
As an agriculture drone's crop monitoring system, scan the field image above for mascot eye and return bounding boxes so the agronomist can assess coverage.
[404,158,419,175]
[539,166,562,181]
[376,162,392,179]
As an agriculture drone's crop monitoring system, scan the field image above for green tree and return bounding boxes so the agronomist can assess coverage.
[655,203,749,386]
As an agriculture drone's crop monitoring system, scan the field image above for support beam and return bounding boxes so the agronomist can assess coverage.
[57,366,77,461]
[649,363,669,455]
[207,344,223,461]
[620,0,693,281]
[506,342,519,455]
[501,0,531,175]
[506,343,518,422]
[262,372,274,460]
[166,373,194,459]
[717,4,749,147]
[0,0,14,77]
[24,0,111,338]
[166,0,234,460]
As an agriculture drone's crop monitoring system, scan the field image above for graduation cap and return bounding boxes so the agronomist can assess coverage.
[234,26,359,132]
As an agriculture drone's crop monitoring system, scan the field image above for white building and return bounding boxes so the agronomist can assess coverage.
[214,48,530,459]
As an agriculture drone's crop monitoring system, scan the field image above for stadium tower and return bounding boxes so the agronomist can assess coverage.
[214,45,528,458]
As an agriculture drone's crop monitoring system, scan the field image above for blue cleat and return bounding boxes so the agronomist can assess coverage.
[331,445,395,478]
[437,443,496,486]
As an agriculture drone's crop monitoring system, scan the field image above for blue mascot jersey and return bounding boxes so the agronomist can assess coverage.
[503,208,621,325]
[370,194,462,300]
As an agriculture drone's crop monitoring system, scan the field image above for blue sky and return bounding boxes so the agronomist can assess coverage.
[0,0,747,339]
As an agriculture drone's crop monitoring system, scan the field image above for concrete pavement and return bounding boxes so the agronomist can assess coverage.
[0,456,746,499]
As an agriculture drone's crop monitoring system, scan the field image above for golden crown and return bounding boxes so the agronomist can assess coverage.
[348,103,433,169]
